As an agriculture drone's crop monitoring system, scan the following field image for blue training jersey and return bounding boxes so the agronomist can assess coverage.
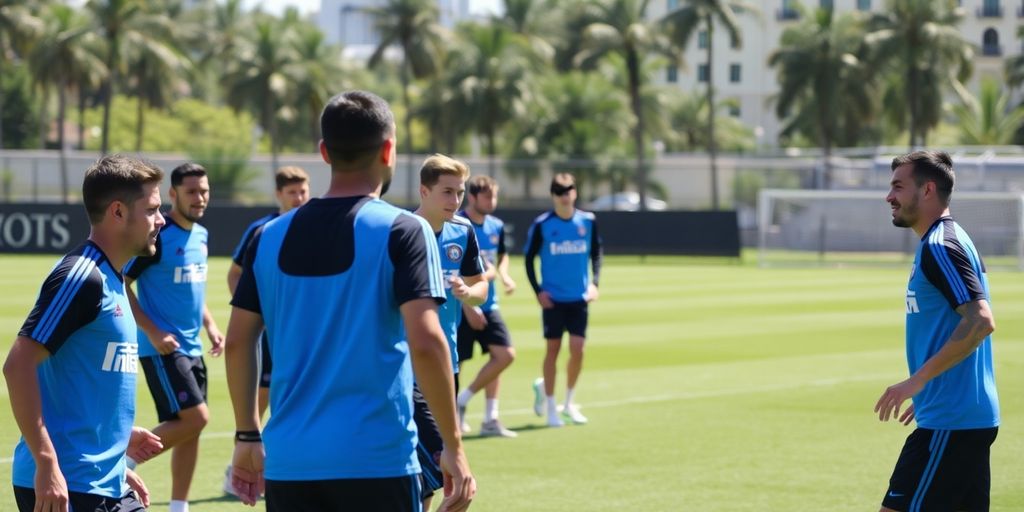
[524,209,603,303]
[906,217,999,430]
[232,213,279,266]
[434,215,485,371]
[232,196,446,481]
[458,210,506,312]
[14,241,138,498]
[124,216,209,358]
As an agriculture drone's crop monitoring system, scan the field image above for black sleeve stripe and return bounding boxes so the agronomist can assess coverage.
[461,226,483,276]
[31,246,100,343]
[230,226,264,314]
[921,224,986,309]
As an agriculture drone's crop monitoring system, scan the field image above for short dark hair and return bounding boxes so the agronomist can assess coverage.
[275,166,309,191]
[420,154,470,188]
[467,175,497,196]
[82,155,164,225]
[891,151,955,205]
[320,91,394,169]
[170,162,207,188]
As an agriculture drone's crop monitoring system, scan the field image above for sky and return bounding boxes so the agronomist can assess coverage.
[243,0,504,16]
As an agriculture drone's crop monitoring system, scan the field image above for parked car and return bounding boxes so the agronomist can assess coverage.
[586,192,668,211]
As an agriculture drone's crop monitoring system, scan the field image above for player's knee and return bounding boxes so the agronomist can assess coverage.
[492,346,515,367]
[178,404,209,432]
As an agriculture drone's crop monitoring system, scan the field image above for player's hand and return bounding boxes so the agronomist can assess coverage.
[874,376,924,422]
[125,468,150,508]
[438,445,476,512]
[502,275,516,295]
[207,325,225,357]
[151,331,179,355]
[34,458,69,512]
[450,276,472,301]
[536,291,554,309]
[585,284,599,303]
[466,306,487,330]
[482,261,497,282]
[127,426,162,463]
[231,441,265,506]
[899,403,916,426]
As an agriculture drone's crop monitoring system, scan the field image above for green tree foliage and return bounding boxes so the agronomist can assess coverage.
[952,78,1024,146]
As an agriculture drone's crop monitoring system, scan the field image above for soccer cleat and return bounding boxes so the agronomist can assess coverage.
[479,419,518,438]
[532,377,545,417]
[561,404,588,425]
[458,404,471,434]
[223,465,239,498]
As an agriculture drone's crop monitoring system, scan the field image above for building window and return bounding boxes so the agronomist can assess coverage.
[667,0,679,9]
[729,63,741,83]
[667,66,678,83]
[978,0,1002,17]
[856,0,871,10]
[698,64,709,83]
[982,28,1002,55]
[820,0,834,9]
[729,103,741,117]
[698,31,708,49]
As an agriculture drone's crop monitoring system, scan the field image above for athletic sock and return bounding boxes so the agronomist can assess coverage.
[484,399,498,422]
[565,388,576,409]
[457,389,475,408]
[546,395,558,416]
[169,500,189,512]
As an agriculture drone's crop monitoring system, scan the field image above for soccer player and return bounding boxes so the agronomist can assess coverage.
[524,173,602,428]
[123,163,225,512]
[412,154,487,508]
[875,151,999,512]
[5,155,165,511]
[222,165,310,496]
[224,90,475,511]
[456,175,519,437]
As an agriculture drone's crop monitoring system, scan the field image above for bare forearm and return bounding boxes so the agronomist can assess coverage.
[224,309,262,431]
[463,281,488,306]
[227,264,242,296]
[410,340,461,448]
[912,314,994,386]
[497,253,511,281]
[202,304,217,330]
[4,350,57,465]
[126,283,161,340]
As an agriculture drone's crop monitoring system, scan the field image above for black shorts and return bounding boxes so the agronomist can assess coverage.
[259,331,272,389]
[457,309,512,362]
[140,353,208,422]
[265,475,421,512]
[542,300,589,339]
[15,486,145,512]
[412,383,444,500]
[882,427,998,512]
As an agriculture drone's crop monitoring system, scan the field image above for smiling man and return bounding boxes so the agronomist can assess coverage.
[875,151,1000,512]
[123,163,225,512]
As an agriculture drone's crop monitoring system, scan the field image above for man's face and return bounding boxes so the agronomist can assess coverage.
[886,164,921,228]
[276,182,309,212]
[125,183,164,256]
[551,181,577,208]
[170,175,210,222]
[470,188,498,215]
[421,174,466,222]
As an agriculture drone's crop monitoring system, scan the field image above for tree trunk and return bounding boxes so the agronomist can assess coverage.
[263,88,279,174]
[706,14,720,210]
[907,67,918,149]
[57,75,69,203]
[401,57,415,206]
[101,43,118,156]
[38,84,49,150]
[486,127,497,177]
[626,46,646,212]
[0,87,5,150]
[78,86,87,150]
[135,79,145,153]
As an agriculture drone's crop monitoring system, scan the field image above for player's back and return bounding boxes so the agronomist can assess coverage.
[244,196,441,480]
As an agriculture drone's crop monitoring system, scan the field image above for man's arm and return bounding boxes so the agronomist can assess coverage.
[875,299,995,422]
[224,306,265,506]
[455,274,488,306]
[203,304,225,357]
[3,337,67,510]
[124,277,178,355]
[587,218,603,302]
[227,263,243,296]
[402,298,475,511]
[496,252,515,294]
[524,220,551,308]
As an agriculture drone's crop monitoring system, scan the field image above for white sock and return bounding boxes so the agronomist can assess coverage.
[169,500,189,512]
[457,389,475,407]
[565,388,576,408]
[125,456,137,470]
[484,399,498,422]
[546,395,558,416]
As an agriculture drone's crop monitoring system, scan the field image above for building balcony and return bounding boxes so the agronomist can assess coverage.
[776,8,800,21]
[982,43,1003,56]
[977,5,1003,18]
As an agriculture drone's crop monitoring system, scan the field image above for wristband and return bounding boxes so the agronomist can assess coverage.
[235,430,262,443]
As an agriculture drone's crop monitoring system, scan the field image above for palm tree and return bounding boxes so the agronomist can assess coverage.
[866,0,971,148]
[0,0,44,149]
[221,16,299,172]
[290,24,352,149]
[498,0,557,60]
[87,0,144,155]
[29,3,104,201]
[367,0,446,204]
[769,7,875,189]
[1005,26,1024,90]
[447,23,540,177]
[953,78,1024,146]
[661,0,754,209]
[576,0,677,211]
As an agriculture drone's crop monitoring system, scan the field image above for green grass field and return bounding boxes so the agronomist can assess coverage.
[0,254,1021,511]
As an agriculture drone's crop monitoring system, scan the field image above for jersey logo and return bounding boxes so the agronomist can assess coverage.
[176,246,185,256]
[549,240,588,255]
[445,243,464,262]
[114,305,124,317]
[490,235,499,245]
[906,290,920,314]
[578,225,586,236]
[173,263,208,284]
[101,342,138,373]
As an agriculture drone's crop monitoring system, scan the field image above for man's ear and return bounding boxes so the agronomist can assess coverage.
[109,200,126,223]
[380,138,394,167]
[319,140,331,165]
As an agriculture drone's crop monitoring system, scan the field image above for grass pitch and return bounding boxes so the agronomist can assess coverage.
[0,254,1021,511]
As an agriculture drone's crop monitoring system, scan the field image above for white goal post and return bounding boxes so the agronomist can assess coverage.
[757,189,1024,269]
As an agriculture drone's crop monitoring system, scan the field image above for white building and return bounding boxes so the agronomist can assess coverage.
[650,0,1024,148]
[317,0,474,60]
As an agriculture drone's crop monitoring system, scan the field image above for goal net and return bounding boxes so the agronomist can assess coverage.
[757,189,1024,269]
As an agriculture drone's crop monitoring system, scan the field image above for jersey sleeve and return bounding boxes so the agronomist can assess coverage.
[919,237,987,310]
[590,218,603,287]
[497,223,507,255]
[524,220,543,294]
[19,256,103,354]
[231,221,261,266]
[461,227,484,278]
[123,234,162,279]
[389,214,446,306]
[230,227,263,314]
